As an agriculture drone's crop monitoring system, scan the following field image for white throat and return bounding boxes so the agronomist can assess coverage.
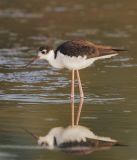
[43,50,64,69]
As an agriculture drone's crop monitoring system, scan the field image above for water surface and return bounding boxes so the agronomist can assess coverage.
[0,0,137,160]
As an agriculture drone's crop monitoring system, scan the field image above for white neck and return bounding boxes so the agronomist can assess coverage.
[43,50,64,69]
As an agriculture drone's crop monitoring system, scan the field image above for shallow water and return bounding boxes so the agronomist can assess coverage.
[0,0,137,159]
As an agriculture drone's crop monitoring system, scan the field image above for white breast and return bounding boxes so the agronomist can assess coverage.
[59,53,94,70]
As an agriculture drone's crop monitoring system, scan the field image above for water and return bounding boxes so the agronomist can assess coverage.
[0,0,137,159]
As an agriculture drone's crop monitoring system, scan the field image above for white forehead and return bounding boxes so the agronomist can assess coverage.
[38,135,54,143]
[41,49,47,51]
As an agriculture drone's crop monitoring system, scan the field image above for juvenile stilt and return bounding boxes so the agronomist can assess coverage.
[26,39,126,126]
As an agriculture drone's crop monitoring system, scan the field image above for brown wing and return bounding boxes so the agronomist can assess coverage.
[96,45,118,56]
[55,39,125,59]
[55,40,99,58]
[59,138,125,149]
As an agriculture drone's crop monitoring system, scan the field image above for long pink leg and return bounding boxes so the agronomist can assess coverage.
[70,69,75,127]
[71,70,75,99]
[76,97,84,125]
[76,70,84,98]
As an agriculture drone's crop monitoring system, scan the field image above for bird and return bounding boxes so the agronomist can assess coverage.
[24,125,126,155]
[25,39,127,126]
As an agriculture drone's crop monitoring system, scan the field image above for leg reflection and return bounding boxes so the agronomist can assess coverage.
[76,98,84,125]
[70,97,84,126]
[70,97,75,127]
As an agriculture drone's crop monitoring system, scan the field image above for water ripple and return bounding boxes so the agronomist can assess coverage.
[0,9,43,19]
[0,145,42,150]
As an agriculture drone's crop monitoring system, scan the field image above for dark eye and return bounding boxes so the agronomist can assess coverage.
[41,142,48,146]
[41,51,46,54]
[41,142,44,146]
[45,142,49,146]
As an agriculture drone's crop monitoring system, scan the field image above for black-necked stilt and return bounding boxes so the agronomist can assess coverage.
[25,39,127,125]
[25,125,126,155]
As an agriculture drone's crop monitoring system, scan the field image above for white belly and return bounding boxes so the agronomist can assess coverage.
[60,55,94,70]
[59,53,117,70]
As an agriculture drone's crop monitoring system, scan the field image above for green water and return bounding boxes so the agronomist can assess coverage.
[0,0,137,159]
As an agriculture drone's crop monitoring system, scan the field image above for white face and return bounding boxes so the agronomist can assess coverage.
[25,48,52,68]
[38,49,48,59]
[38,136,54,149]
[38,137,49,147]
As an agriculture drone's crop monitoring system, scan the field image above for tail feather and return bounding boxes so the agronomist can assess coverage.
[112,48,128,52]
[97,46,127,57]
[114,142,128,147]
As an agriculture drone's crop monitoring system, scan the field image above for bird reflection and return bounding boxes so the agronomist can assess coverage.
[25,125,125,155]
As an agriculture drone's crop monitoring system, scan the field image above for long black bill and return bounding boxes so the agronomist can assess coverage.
[23,128,39,140]
[24,56,40,68]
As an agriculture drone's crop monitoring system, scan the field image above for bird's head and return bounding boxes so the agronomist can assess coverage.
[38,135,56,149]
[37,46,51,59]
[23,128,56,149]
[25,46,52,68]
